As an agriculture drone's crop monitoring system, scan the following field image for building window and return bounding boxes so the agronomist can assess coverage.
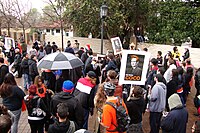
[51,29,54,35]
[56,29,60,33]
[66,32,69,36]
[46,29,50,32]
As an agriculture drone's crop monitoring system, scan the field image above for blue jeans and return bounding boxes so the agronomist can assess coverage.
[11,108,21,133]
[23,74,30,90]
[83,108,89,129]
[149,112,162,133]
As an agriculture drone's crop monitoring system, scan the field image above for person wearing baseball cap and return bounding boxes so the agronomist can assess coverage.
[73,71,97,129]
[50,80,84,129]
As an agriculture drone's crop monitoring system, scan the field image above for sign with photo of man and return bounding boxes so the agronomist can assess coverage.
[119,50,151,85]
[111,37,123,55]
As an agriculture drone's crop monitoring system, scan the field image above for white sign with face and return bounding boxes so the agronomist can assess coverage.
[111,37,123,55]
[119,50,151,85]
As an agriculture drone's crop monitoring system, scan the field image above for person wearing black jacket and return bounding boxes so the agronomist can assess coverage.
[126,86,145,133]
[65,42,75,54]
[13,48,22,78]
[21,53,30,91]
[24,85,50,133]
[28,55,39,83]
[52,42,58,53]
[45,42,52,55]
[73,71,97,129]
[183,67,193,104]
[157,51,163,67]
[161,94,188,133]
[0,57,8,85]
[166,69,179,111]
[41,70,56,92]
[0,73,25,133]
[195,68,200,97]
[50,80,84,129]
[84,50,93,74]
[7,46,15,64]
[85,59,101,85]
[76,47,84,59]
[182,47,190,61]
[48,103,78,133]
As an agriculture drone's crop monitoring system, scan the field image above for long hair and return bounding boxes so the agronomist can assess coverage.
[34,75,46,95]
[26,85,37,108]
[95,83,107,110]
[34,75,44,88]
[0,73,17,98]
[172,69,179,79]
[39,46,44,52]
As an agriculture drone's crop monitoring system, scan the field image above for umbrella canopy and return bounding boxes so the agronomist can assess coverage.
[37,52,84,70]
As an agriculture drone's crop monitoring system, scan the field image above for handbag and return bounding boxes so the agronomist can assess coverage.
[31,98,46,117]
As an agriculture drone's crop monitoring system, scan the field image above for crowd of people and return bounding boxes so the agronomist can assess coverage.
[0,39,200,133]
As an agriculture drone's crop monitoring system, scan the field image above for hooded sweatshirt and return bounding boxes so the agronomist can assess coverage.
[50,92,84,128]
[161,94,188,133]
[149,82,167,112]
[48,120,78,133]
[126,96,145,124]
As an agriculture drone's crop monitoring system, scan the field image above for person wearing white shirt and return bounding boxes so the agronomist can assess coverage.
[164,59,177,83]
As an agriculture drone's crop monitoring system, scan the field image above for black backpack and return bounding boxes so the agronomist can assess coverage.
[106,97,130,132]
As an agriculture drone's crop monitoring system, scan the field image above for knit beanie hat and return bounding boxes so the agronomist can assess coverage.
[85,44,91,51]
[62,80,74,93]
[29,85,37,95]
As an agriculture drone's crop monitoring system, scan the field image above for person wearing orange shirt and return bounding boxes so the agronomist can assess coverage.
[101,82,128,133]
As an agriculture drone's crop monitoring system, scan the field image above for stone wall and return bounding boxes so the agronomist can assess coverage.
[44,35,200,68]
[45,35,113,54]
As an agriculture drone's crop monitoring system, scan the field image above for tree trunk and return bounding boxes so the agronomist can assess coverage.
[22,25,26,43]
[61,20,64,51]
[0,22,2,36]
[7,22,11,37]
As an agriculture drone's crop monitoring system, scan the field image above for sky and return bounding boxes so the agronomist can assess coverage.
[29,0,48,13]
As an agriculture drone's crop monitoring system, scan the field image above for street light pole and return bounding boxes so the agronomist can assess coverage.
[101,18,104,54]
[100,2,108,55]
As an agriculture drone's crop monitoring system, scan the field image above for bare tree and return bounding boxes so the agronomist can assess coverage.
[27,8,42,27]
[12,0,32,42]
[0,0,15,36]
[42,5,58,22]
[43,0,66,51]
